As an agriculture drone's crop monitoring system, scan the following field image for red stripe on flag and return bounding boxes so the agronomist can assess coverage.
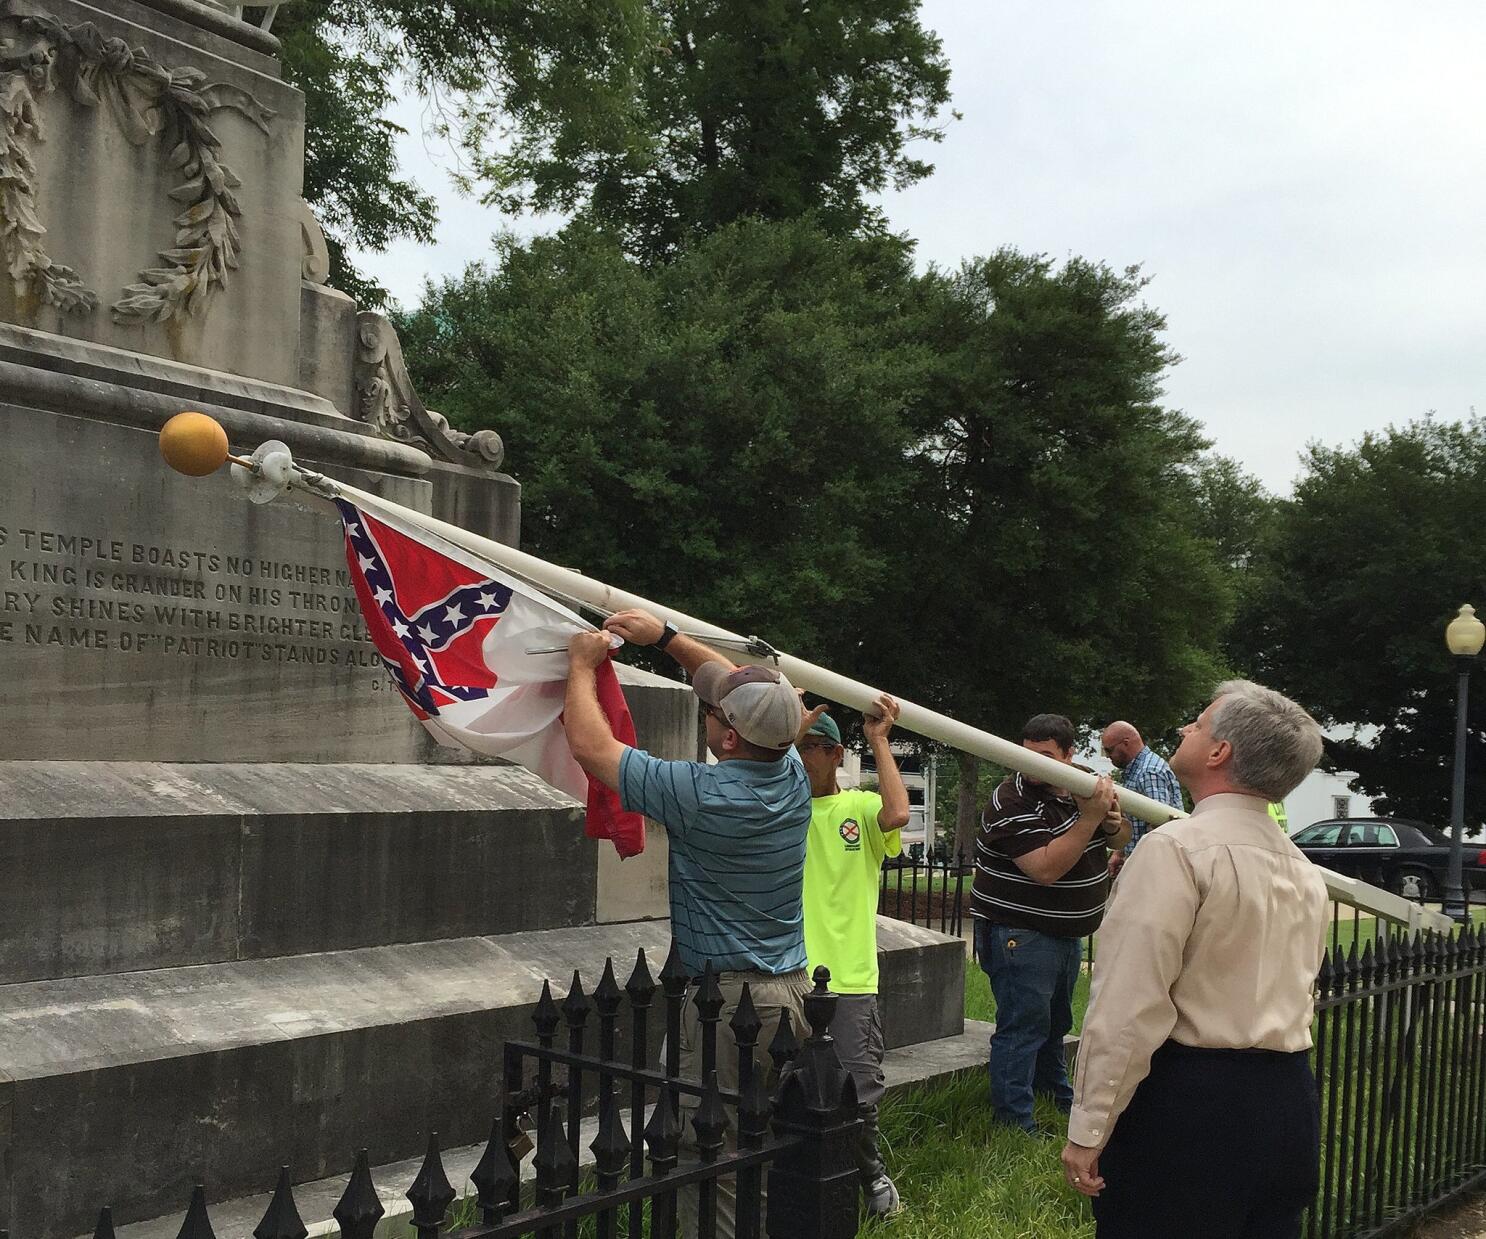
[589,655,646,858]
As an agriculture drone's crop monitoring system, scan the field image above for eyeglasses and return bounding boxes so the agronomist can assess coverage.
[799,739,838,752]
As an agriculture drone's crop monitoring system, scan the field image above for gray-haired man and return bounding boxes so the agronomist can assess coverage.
[1063,680,1329,1239]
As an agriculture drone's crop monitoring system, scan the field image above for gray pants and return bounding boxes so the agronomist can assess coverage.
[830,993,887,1185]
[676,968,811,1239]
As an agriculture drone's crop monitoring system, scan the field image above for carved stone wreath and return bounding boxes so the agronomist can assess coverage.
[0,4,275,324]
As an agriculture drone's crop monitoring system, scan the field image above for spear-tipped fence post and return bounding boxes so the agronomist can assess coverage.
[625,947,658,1238]
[471,1117,519,1225]
[254,1168,307,1239]
[693,1070,727,1238]
[694,962,724,1084]
[176,1186,217,1239]
[764,967,862,1239]
[333,1150,384,1239]
[532,1102,576,1239]
[736,1065,773,1239]
[532,976,561,1133]
[660,940,690,1113]
[767,1008,800,1079]
[406,1133,455,1239]
[562,969,593,1197]
[731,981,764,1108]
[590,1078,632,1239]
[645,1084,682,1239]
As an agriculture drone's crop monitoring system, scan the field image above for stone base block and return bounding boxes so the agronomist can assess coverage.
[875,916,966,1049]
[0,919,962,1238]
[0,762,595,984]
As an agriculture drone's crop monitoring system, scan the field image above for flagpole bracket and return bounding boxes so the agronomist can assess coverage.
[232,439,295,504]
[231,440,342,504]
[742,635,781,664]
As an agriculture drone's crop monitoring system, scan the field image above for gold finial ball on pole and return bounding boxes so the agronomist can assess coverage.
[159,411,230,476]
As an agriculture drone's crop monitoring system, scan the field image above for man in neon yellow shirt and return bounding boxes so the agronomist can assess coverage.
[799,693,911,1217]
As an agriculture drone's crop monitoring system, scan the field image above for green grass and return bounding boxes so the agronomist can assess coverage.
[869,1072,1093,1239]
[1325,905,1486,958]
[964,956,1094,1033]
[441,916,1486,1239]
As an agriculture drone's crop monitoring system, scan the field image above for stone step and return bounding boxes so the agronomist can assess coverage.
[0,761,592,985]
[2,918,964,1239]
[98,1020,995,1239]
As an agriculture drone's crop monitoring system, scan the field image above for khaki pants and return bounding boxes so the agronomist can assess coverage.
[676,968,810,1239]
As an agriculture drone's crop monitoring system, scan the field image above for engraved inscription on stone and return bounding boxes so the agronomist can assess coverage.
[0,410,428,762]
[0,522,381,671]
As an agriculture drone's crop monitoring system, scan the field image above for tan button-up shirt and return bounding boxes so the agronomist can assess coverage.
[1068,793,1330,1148]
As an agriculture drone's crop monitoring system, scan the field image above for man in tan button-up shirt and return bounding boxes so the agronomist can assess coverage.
[1061,680,1329,1239]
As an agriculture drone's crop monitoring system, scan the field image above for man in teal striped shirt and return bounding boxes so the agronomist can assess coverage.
[566,608,821,1239]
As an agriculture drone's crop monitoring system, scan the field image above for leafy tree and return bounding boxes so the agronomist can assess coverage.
[872,252,1233,855]
[400,217,929,671]
[1189,455,1276,574]
[263,1,946,295]
[406,237,1233,857]
[259,1,654,302]
[1233,416,1486,826]
[467,0,954,261]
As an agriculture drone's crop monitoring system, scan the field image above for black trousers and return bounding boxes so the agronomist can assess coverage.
[1093,1041,1320,1239]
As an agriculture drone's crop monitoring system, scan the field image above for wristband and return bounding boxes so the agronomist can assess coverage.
[655,621,679,651]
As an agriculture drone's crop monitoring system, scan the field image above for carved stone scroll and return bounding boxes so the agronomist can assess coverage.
[354,310,505,471]
[296,198,330,285]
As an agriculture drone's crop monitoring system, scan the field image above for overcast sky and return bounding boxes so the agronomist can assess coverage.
[352,1,1484,495]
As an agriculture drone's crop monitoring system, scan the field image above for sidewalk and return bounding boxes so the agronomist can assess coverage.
[1412,1193,1486,1239]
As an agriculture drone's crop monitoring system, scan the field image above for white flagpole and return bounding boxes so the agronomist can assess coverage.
[249,455,1453,935]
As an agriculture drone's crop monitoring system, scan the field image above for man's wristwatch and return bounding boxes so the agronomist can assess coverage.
[655,621,679,651]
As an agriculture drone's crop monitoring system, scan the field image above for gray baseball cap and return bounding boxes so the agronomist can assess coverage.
[692,663,803,751]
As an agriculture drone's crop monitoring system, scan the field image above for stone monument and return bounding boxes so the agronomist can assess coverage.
[0,4,964,1235]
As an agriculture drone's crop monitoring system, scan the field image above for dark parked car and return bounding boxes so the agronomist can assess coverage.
[1292,817,1486,902]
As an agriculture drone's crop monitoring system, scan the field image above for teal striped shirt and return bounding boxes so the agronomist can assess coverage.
[619,746,811,975]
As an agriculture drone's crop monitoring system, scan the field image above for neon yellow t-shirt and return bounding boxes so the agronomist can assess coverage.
[803,789,902,995]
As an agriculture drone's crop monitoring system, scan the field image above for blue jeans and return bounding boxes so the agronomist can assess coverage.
[975,920,1082,1131]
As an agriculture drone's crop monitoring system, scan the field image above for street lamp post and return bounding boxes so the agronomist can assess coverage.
[1443,604,1485,922]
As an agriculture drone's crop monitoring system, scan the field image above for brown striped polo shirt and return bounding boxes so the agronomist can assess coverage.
[971,771,1112,938]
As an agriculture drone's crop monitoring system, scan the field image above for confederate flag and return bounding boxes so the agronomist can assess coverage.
[335,498,645,858]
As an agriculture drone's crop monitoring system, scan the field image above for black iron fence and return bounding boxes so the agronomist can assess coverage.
[70,948,863,1239]
[878,849,1102,972]
[877,848,970,937]
[1307,923,1486,1239]
[54,926,1486,1239]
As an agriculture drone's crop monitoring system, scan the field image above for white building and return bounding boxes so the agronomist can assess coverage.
[1282,768,1379,830]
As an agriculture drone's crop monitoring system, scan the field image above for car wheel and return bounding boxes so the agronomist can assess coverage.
[1392,868,1436,902]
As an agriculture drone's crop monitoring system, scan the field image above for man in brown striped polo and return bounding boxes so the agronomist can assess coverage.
[971,713,1128,1132]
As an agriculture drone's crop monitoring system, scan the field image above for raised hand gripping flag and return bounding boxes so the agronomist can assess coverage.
[336,498,645,858]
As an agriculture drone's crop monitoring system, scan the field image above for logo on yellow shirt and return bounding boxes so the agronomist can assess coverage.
[839,818,862,850]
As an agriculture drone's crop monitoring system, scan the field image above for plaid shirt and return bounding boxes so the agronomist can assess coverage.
[1118,746,1183,856]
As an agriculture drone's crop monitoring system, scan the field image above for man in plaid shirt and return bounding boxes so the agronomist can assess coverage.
[1101,722,1183,860]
